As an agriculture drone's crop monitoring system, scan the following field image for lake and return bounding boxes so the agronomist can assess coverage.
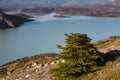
[0,13,120,65]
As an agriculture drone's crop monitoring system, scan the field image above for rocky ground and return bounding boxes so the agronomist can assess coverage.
[0,59,65,80]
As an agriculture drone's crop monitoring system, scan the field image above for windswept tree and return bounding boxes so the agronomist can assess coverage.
[51,33,104,80]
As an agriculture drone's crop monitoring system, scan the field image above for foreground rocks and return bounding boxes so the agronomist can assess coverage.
[0,59,65,80]
[0,11,33,29]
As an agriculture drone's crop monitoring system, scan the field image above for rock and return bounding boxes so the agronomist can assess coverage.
[25,74,30,78]
[56,61,60,64]
[0,11,33,29]
[50,62,55,65]
[2,78,5,80]
[31,62,37,67]
[35,64,43,69]
[7,71,11,75]
[116,63,120,67]
[61,59,65,63]
[44,63,49,67]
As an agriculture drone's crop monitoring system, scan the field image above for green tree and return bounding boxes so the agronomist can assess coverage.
[51,33,104,80]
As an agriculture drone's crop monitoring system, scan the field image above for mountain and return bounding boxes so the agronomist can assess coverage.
[0,11,33,29]
[0,0,115,9]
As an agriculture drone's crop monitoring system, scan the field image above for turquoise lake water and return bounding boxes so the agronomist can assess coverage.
[0,13,120,65]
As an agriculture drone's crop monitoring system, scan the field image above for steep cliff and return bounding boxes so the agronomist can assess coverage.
[0,11,33,29]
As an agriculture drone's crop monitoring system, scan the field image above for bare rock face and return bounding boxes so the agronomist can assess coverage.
[0,11,33,29]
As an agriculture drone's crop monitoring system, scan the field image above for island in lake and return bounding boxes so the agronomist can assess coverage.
[53,15,70,18]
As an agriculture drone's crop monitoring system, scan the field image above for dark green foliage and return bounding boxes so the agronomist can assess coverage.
[51,33,104,80]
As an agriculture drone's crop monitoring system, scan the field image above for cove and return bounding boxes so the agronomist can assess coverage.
[0,13,120,65]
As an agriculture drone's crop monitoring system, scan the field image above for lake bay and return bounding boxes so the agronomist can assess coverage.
[0,13,120,65]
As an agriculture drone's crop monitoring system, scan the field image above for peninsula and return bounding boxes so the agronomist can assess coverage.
[0,11,33,29]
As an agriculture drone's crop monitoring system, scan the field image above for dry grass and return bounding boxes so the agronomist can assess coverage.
[93,36,120,50]
[76,58,120,80]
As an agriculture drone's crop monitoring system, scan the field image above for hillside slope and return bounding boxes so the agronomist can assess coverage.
[76,57,120,80]
[94,36,120,53]
[0,36,120,80]
[0,53,59,80]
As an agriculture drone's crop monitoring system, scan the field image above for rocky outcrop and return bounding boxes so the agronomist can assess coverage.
[0,59,65,80]
[0,53,59,80]
[0,11,33,29]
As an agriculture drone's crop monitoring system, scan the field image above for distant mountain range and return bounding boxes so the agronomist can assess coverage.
[0,0,115,9]
[0,0,120,17]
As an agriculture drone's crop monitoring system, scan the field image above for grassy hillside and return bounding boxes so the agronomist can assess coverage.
[93,36,120,53]
[76,58,120,80]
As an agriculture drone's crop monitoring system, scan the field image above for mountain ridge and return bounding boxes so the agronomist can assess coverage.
[0,0,115,9]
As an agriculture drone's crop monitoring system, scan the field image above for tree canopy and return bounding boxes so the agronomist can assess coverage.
[51,33,104,80]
